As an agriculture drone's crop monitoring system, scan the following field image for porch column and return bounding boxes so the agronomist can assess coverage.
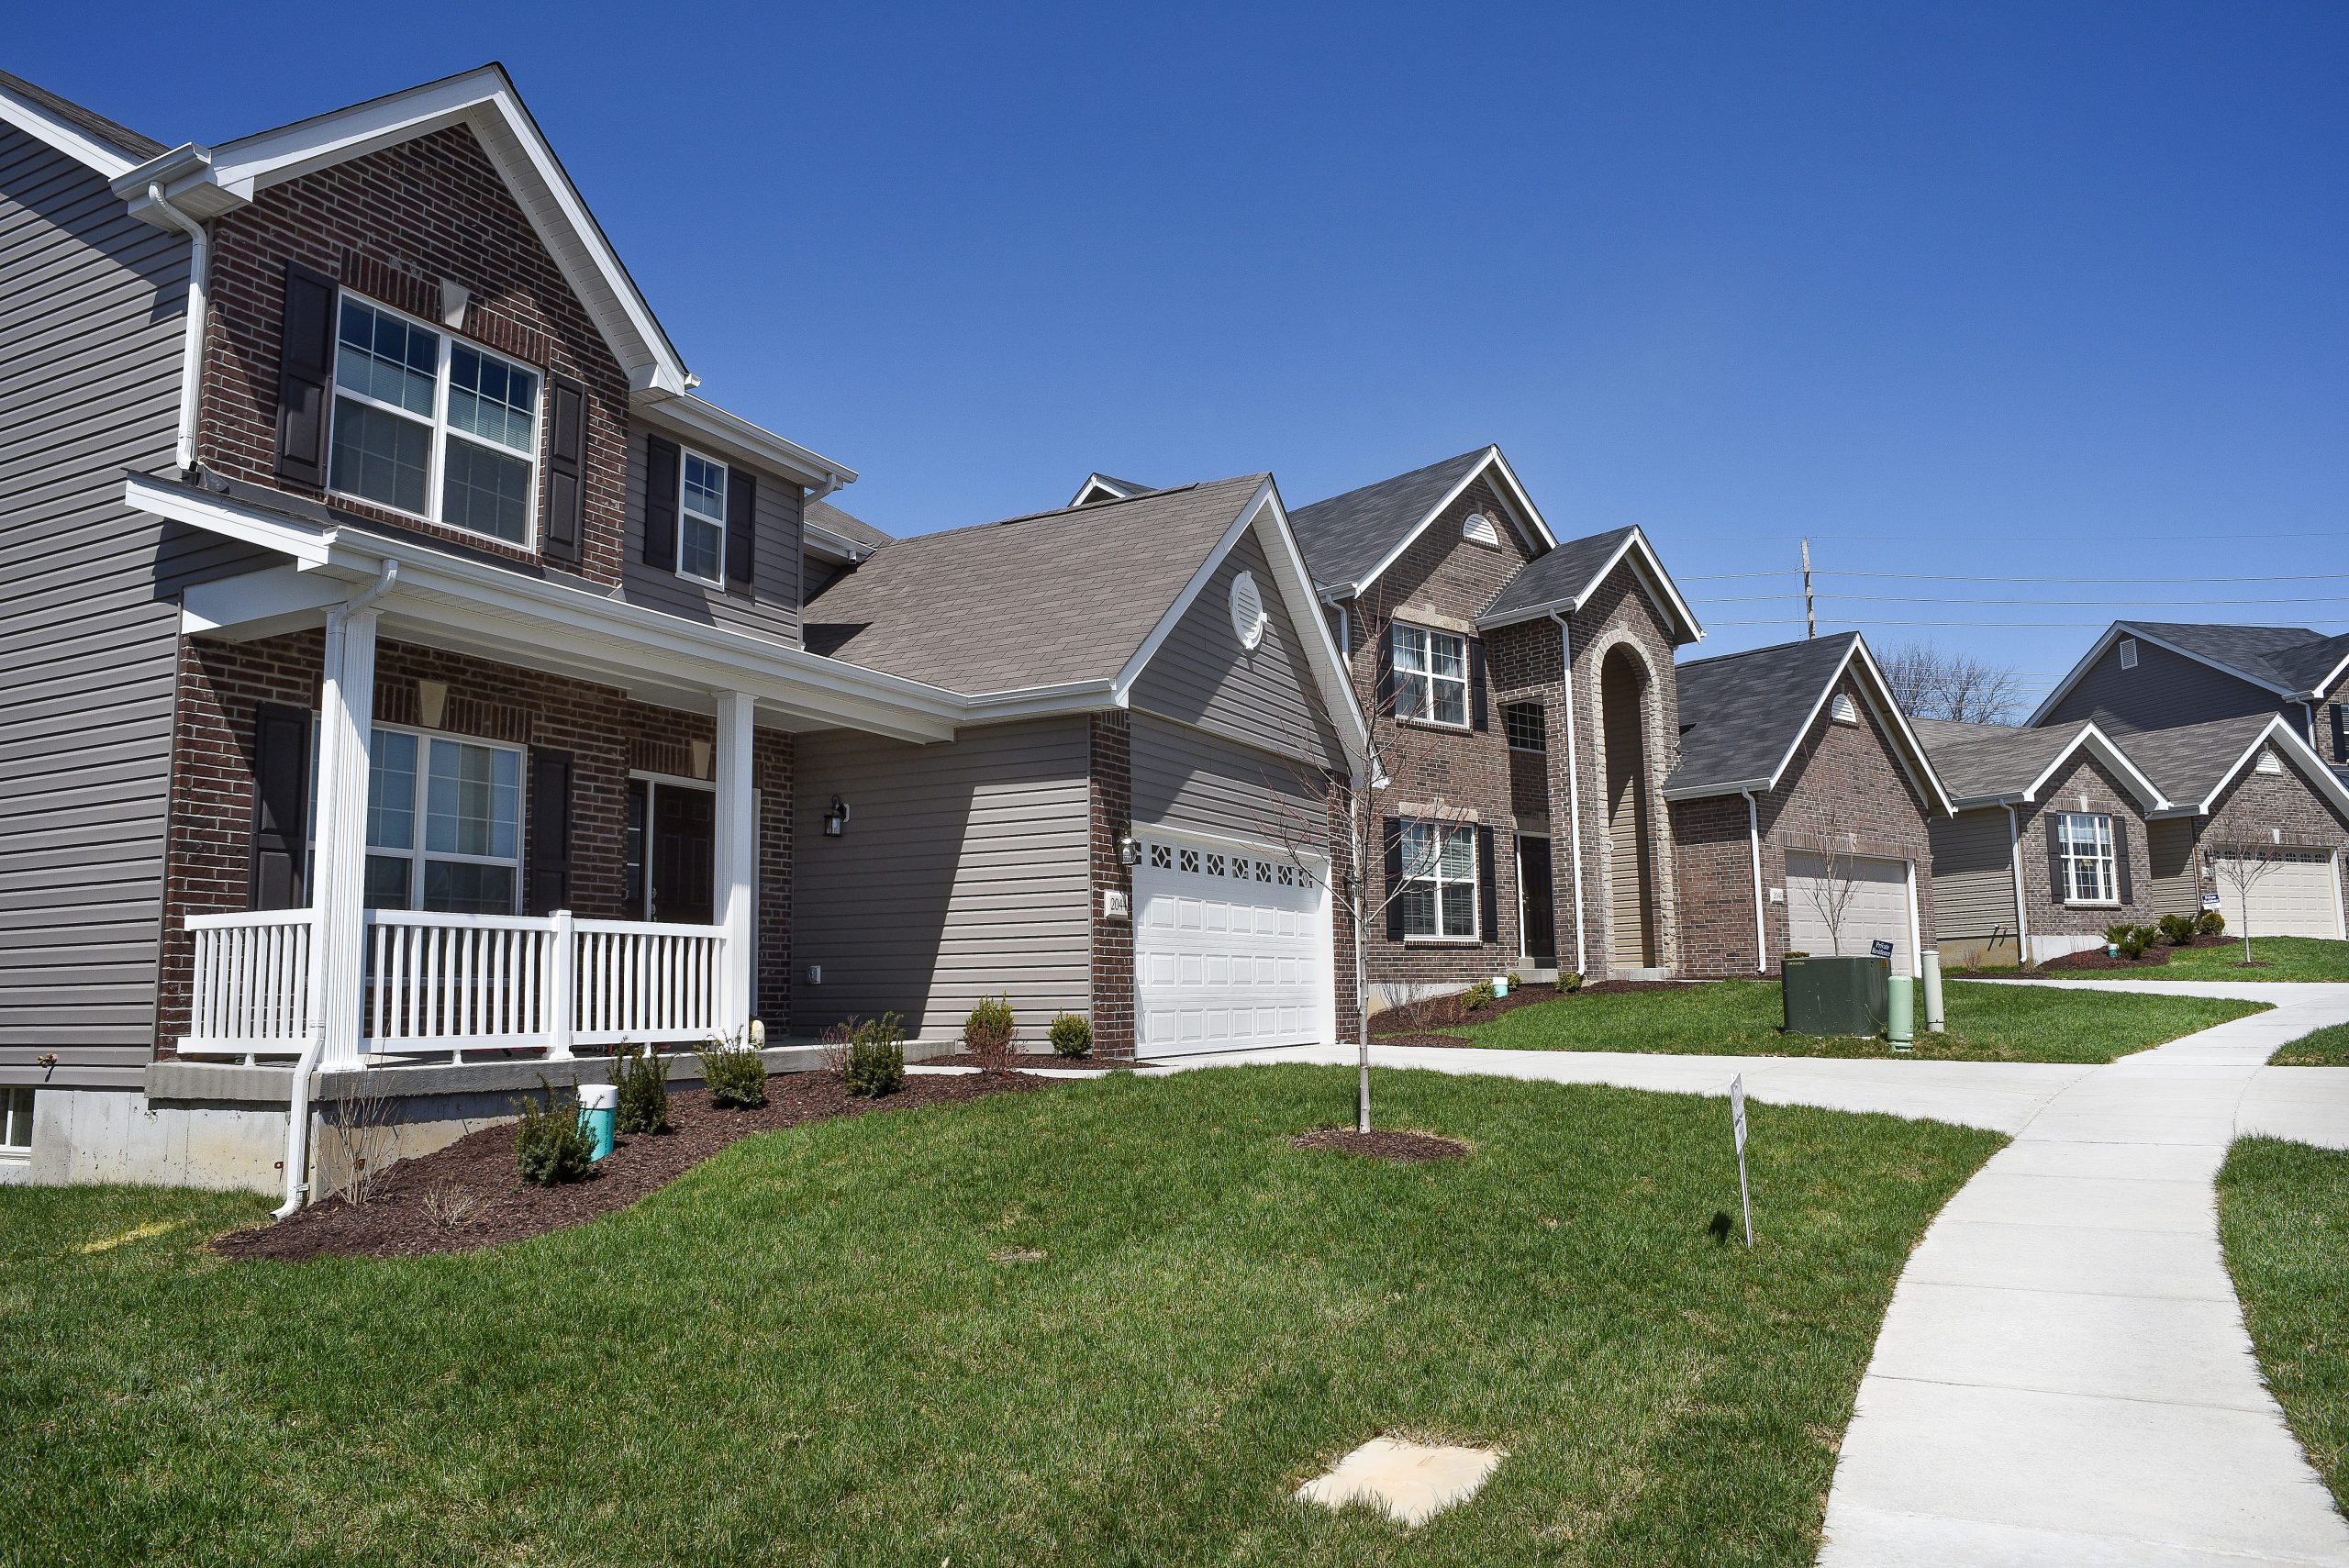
[309,603,378,1065]
[712,690,757,1038]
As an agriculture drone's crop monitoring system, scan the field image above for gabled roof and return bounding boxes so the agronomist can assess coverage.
[1912,718,2167,811]
[1069,473,1153,506]
[806,498,890,552]
[107,63,690,398]
[0,68,166,172]
[1287,446,1556,598]
[1478,524,1702,644]
[1664,633,1952,813]
[2030,620,2349,724]
[2122,712,2349,818]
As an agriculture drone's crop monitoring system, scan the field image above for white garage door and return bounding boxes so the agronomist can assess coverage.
[1785,851,1918,975]
[1133,831,1328,1056]
[2209,851,2344,939]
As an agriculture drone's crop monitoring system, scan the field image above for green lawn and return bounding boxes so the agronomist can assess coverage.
[1965,937,2349,984]
[2218,1138,2349,1513]
[1429,979,2266,1063]
[0,1066,2001,1568]
[2271,1024,2349,1066]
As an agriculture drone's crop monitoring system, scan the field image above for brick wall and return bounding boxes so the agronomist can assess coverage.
[197,125,631,584]
[2011,754,2163,943]
[2193,754,2349,925]
[1087,711,1135,1058]
[157,632,791,1052]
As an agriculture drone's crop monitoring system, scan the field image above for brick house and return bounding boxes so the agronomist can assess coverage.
[1665,635,1952,978]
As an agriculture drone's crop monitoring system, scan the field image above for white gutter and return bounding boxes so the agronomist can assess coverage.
[1743,790,1767,974]
[274,562,396,1220]
[1552,611,1589,977]
[141,184,209,473]
[2005,802,2031,966]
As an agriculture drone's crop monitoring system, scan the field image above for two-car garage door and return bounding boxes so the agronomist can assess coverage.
[2208,850,2346,939]
[1133,830,1329,1056]
[1785,851,1920,976]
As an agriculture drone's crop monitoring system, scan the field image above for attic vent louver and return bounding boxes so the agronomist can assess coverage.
[2257,748,2282,774]
[1230,570,1267,651]
[2119,638,2138,671]
[1463,512,1500,548]
[1831,693,1859,725]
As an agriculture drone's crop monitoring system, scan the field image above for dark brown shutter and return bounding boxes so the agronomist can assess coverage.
[642,435,680,571]
[2112,817,2134,905]
[541,374,586,565]
[249,703,311,910]
[1375,624,1396,717]
[1469,639,1488,730]
[1383,817,1406,941]
[2046,813,2066,902]
[2332,704,2346,764]
[525,748,574,916]
[724,467,756,592]
[273,262,338,486]
[1476,824,1499,940]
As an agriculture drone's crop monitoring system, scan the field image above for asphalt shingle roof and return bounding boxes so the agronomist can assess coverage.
[1479,527,1639,624]
[803,474,1266,696]
[805,497,889,550]
[1911,717,2097,803]
[1665,634,1865,797]
[2109,712,2289,808]
[1286,448,1491,595]
[2126,622,2348,696]
[0,69,168,161]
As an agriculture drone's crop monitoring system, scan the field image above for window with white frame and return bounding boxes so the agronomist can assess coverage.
[2054,811,2118,905]
[0,1085,30,1152]
[679,450,729,585]
[1392,624,1469,727]
[1398,820,1477,940]
[1504,700,1547,754]
[314,726,524,914]
[328,295,541,546]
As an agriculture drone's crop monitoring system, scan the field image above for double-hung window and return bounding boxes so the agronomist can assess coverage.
[1504,701,1547,754]
[1398,820,1478,940]
[679,450,729,586]
[1393,625,1469,728]
[2054,812,2117,905]
[328,295,541,546]
[315,726,524,915]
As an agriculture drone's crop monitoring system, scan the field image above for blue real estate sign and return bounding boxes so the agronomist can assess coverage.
[1870,939,1895,960]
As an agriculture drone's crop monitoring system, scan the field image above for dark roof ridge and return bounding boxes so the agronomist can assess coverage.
[1677,629,1859,673]
[0,67,169,160]
[880,476,1242,548]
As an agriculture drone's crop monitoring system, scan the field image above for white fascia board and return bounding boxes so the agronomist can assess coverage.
[2177,716,2349,817]
[1069,474,1143,507]
[632,392,857,492]
[2310,648,2349,703]
[1478,447,1560,552]
[2019,723,2170,812]
[2,86,139,178]
[1661,774,1774,804]
[1475,528,1705,645]
[802,523,875,565]
[1345,447,1503,599]
[180,563,350,639]
[1846,638,1955,815]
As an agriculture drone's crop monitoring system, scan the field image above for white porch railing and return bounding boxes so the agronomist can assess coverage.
[183,909,316,1059]
[179,908,728,1065]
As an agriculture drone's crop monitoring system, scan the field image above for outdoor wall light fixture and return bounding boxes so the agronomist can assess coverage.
[1119,835,1141,866]
[824,795,851,837]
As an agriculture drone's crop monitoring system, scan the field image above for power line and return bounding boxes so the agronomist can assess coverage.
[1687,568,2349,585]
[1708,616,2349,629]
[1692,593,2349,607]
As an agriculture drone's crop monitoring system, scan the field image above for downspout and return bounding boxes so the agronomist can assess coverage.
[1743,790,1767,974]
[2306,701,2321,753]
[2005,802,2031,968]
[273,561,398,1220]
[1551,611,1589,977]
[142,185,208,475]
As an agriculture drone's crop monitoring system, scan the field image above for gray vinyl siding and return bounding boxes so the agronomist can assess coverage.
[2147,817,2201,918]
[0,128,267,1087]
[1928,808,2018,940]
[621,420,804,642]
[790,717,1091,1042]
[1130,713,1328,847]
[1130,529,1343,771]
[2043,638,2291,736]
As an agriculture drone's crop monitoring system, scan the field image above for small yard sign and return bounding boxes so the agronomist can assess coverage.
[2201,892,2223,912]
[1870,939,1895,960]
[1729,1074,1754,1250]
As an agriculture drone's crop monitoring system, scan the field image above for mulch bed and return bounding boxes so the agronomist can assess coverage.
[213,1071,1053,1263]
[2039,945,2173,972]
[913,1053,1140,1071]
[1288,1129,1468,1163]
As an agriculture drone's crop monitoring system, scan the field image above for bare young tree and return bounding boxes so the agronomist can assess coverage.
[2209,842,2287,964]
[1881,642,2025,724]
[319,1066,401,1207]
[1796,826,1865,957]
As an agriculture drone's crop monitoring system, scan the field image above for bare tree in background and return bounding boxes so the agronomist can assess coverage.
[1881,642,2025,724]
[1796,826,1866,957]
[2209,841,2287,964]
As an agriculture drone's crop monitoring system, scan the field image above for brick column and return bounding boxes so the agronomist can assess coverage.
[1088,712,1135,1059]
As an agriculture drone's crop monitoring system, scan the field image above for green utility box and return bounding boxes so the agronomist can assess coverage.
[1782,955,1891,1038]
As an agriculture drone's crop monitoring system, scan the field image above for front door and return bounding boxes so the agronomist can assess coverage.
[1518,836,1557,964]
[651,785,715,925]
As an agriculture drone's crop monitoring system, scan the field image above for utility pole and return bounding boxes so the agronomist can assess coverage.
[1800,538,1816,639]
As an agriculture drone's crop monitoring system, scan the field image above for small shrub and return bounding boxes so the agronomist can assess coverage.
[1464,980,1496,1011]
[612,1043,671,1135]
[964,994,1016,1066]
[2199,909,2226,937]
[697,1030,768,1109]
[2118,926,2154,961]
[2157,914,2199,946]
[513,1081,596,1187]
[1047,1012,1092,1059]
[845,1012,906,1097]
[2103,922,2135,948]
[1506,972,1524,989]
[819,1017,859,1078]
[1558,971,1585,993]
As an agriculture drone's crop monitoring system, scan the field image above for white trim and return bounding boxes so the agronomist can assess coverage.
[1552,612,1590,978]
[1345,446,1559,599]
[2151,714,2349,819]
[2052,811,2120,906]
[2027,622,2302,727]
[0,81,139,176]
[674,446,729,589]
[1475,526,1706,645]
[1391,622,1472,729]
[1397,818,1480,942]
[338,723,528,914]
[1903,856,1926,981]
[1070,473,1148,507]
[1744,791,1768,974]
[635,391,856,493]
[2006,803,2031,958]
[2015,723,2171,812]
[2332,849,2347,940]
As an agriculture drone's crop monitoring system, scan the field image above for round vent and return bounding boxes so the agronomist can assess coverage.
[1230,570,1266,651]
[1462,512,1501,548]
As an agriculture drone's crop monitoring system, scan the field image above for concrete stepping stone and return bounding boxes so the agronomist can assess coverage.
[1294,1437,1503,1527]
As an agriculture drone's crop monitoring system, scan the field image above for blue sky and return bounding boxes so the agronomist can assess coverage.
[16,2,2346,705]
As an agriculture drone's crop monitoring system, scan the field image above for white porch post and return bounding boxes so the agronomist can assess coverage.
[309,602,379,1065]
[712,690,757,1037]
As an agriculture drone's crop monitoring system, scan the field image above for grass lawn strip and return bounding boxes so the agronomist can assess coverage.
[2269,1023,2349,1067]
[1,1066,2001,1567]
[1422,979,2265,1063]
[1962,936,2349,984]
[2217,1138,2349,1513]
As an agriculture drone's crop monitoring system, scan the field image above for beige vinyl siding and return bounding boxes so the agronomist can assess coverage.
[2147,817,2201,918]
[1130,714,1327,848]
[2043,637,2291,736]
[790,717,1091,1042]
[620,419,804,643]
[1929,809,2019,940]
[0,128,270,1088]
[1129,528,1342,770]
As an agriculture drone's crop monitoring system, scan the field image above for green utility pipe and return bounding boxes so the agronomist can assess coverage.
[1887,973,1915,1051]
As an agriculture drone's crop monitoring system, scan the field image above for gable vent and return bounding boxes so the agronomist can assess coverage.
[2119,637,2138,671]
[1831,693,1859,725]
[2256,748,2282,774]
[1462,512,1500,548]
[1230,570,1267,651]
